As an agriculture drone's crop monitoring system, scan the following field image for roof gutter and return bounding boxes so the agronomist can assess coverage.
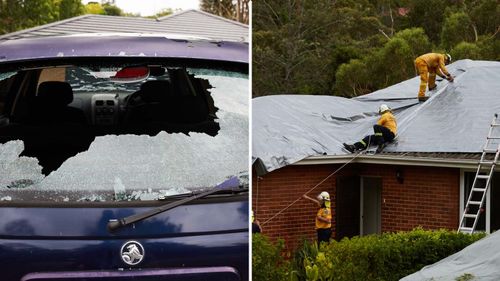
[294,154,496,170]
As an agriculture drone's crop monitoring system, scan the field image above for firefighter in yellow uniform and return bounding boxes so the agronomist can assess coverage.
[303,191,332,246]
[414,53,454,102]
[343,104,397,153]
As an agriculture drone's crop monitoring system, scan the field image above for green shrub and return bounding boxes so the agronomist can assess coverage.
[451,42,482,60]
[292,240,321,281]
[291,228,485,281]
[252,233,290,281]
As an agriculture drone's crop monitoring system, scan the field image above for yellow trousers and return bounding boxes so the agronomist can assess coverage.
[415,58,437,98]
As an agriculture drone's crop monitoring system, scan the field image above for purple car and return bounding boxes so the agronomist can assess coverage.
[0,34,249,281]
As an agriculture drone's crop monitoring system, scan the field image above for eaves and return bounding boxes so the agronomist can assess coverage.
[294,153,498,170]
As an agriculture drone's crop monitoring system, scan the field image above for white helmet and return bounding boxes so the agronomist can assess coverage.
[445,53,452,63]
[379,104,390,114]
[317,191,330,201]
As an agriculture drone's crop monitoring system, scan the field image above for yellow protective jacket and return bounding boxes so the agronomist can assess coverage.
[377,111,397,135]
[315,207,332,229]
[415,53,450,77]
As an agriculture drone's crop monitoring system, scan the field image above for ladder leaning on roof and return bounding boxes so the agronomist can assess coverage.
[458,114,500,234]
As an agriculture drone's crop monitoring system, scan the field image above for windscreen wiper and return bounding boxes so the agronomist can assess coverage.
[107,176,242,232]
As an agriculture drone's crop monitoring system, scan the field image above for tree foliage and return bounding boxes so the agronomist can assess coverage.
[404,0,446,43]
[440,12,475,50]
[469,0,500,35]
[200,0,249,24]
[102,3,122,16]
[84,2,104,15]
[253,0,500,97]
[145,8,174,19]
[84,2,122,16]
[252,234,290,281]
[0,0,58,34]
[451,42,482,60]
[0,0,133,35]
[58,0,84,20]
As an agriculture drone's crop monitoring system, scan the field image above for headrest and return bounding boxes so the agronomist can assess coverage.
[37,81,73,105]
[139,80,172,102]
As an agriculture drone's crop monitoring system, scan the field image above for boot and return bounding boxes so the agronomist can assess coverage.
[376,143,386,154]
[428,85,437,91]
[418,96,429,102]
[354,142,366,150]
[343,143,356,153]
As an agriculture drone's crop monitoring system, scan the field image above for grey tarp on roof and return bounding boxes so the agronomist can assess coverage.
[253,60,500,173]
[400,231,500,281]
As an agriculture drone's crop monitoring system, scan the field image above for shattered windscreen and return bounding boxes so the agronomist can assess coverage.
[0,64,249,202]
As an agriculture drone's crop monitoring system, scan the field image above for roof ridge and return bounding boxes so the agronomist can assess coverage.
[81,14,156,21]
[157,8,193,20]
[0,14,93,40]
[158,9,248,28]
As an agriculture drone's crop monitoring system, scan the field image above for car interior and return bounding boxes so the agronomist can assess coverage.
[0,64,219,174]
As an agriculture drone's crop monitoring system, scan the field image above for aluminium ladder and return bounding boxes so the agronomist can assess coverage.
[458,114,500,234]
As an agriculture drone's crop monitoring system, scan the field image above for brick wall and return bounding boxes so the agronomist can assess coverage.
[252,163,460,250]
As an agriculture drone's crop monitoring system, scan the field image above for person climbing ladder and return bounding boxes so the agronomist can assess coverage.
[343,104,397,154]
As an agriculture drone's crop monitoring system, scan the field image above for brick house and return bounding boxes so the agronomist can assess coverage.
[252,60,500,249]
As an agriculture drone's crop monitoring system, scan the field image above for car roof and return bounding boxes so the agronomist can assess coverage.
[0,33,248,64]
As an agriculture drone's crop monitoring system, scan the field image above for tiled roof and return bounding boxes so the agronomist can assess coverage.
[0,9,248,42]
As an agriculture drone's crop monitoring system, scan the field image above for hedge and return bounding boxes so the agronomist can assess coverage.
[295,228,485,281]
[253,228,486,281]
[252,233,290,281]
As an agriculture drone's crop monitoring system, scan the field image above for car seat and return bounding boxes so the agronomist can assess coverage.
[32,81,87,124]
[124,80,172,124]
[22,81,90,174]
[167,68,209,123]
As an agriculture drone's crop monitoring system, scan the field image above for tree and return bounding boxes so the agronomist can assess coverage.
[393,27,432,58]
[102,3,122,16]
[84,2,122,16]
[235,0,249,24]
[145,8,174,19]
[85,2,104,15]
[378,37,413,84]
[334,28,431,96]
[0,0,23,33]
[200,0,249,24]
[58,0,84,20]
[0,0,58,34]
[440,12,475,50]
[201,0,234,19]
[405,0,446,44]
[335,59,371,97]
[253,0,497,97]
[253,0,335,96]
[23,0,58,27]
[468,0,500,36]
[476,37,500,61]
[450,42,482,60]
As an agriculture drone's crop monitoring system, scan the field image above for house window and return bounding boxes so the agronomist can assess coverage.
[462,171,500,232]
